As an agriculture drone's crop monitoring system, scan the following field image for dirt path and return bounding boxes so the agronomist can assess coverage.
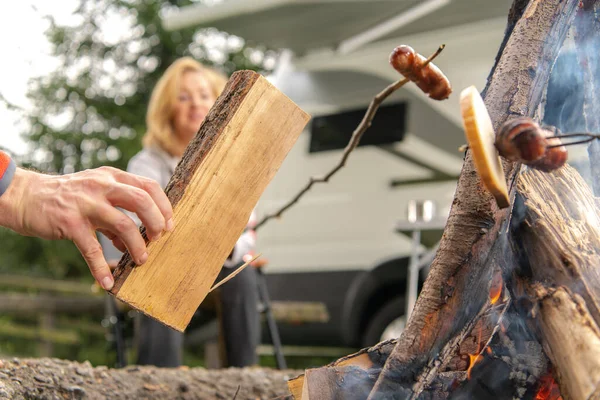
[0,358,300,399]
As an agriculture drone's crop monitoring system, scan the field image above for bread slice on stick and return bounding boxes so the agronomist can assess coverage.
[460,85,510,208]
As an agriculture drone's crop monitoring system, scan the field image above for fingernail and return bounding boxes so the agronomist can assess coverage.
[152,232,162,241]
[139,252,149,264]
[166,218,174,232]
[101,276,114,291]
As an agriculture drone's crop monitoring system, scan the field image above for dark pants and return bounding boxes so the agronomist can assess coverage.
[135,264,260,368]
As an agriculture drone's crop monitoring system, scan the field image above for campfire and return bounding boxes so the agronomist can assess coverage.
[286,0,600,398]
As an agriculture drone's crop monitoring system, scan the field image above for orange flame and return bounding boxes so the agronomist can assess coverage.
[489,270,503,304]
[466,353,483,379]
[536,374,562,400]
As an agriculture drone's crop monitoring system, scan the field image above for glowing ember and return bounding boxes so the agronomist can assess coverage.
[536,374,562,400]
[489,270,503,304]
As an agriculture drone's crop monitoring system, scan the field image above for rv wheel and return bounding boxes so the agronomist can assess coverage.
[362,296,406,347]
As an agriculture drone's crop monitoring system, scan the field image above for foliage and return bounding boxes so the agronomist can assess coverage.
[0,0,277,365]
[1,0,276,280]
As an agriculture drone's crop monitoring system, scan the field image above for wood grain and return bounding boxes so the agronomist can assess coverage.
[110,70,310,331]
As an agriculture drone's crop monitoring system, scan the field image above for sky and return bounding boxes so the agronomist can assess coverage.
[0,1,77,155]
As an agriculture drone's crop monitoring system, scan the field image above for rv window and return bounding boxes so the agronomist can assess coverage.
[309,102,407,153]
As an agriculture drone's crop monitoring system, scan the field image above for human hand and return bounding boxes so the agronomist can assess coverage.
[0,167,174,290]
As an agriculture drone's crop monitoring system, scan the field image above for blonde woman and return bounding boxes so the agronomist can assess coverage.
[102,57,259,367]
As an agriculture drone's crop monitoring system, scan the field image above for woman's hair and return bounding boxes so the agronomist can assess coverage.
[142,57,228,156]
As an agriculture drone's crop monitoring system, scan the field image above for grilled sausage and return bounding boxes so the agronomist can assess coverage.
[495,117,547,163]
[495,117,567,172]
[389,45,452,100]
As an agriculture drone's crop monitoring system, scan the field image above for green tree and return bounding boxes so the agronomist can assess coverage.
[1,0,276,280]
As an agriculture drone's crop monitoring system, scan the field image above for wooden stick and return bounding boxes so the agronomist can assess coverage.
[254,45,445,231]
[209,253,261,292]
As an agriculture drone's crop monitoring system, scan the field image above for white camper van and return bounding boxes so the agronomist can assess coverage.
[163,0,513,348]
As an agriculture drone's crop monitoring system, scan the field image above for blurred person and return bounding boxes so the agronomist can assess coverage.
[0,149,173,291]
[101,57,261,368]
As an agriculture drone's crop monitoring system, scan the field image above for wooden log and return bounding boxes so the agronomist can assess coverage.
[288,339,396,400]
[0,358,299,399]
[110,71,310,331]
[0,274,99,296]
[366,1,579,398]
[0,293,104,315]
[510,166,600,399]
[531,285,600,400]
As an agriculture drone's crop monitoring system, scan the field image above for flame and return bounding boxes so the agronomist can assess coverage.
[466,324,486,379]
[489,270,503,304]
[536,374,562,400]
[466,353,483,379]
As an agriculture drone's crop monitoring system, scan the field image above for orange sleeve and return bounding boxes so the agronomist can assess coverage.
[0,151,16,196]
[0,151,10,177]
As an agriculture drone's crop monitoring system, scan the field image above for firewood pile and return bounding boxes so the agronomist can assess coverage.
[285,0,600,399]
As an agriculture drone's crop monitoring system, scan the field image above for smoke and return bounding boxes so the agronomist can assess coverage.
[543,8,600,190]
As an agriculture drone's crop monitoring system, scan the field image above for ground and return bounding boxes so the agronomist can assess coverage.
[0,358,300,399]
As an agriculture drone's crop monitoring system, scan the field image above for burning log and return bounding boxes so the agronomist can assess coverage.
[288,339,396,400]
[367,0,579,397]
[287,0,600,399]
[512,166,600,399]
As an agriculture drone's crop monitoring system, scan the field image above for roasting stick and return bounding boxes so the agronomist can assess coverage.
[254,44,448,231]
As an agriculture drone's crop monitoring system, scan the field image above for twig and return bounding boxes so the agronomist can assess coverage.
[475,297,511,359]
[254,45,446,231]
[232,385,241,400]
[209,253,262,292]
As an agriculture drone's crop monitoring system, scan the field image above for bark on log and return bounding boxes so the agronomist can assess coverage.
[511,166,600,399]
[368,1,579,398]
[288,339,397,400]
[0,358,299,399]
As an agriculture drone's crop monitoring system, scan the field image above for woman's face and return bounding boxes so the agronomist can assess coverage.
[172,70,217,145]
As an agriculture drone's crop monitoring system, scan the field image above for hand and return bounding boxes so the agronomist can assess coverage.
[0,167,174,290]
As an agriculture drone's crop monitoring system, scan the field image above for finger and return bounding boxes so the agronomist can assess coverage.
[111,171,174,231]
[91,206,148,266]
[98,229,127,253]
[72,229,114,291]
[105,183,166,241]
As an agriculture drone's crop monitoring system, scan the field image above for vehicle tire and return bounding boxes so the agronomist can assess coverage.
[362,296,406,347]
